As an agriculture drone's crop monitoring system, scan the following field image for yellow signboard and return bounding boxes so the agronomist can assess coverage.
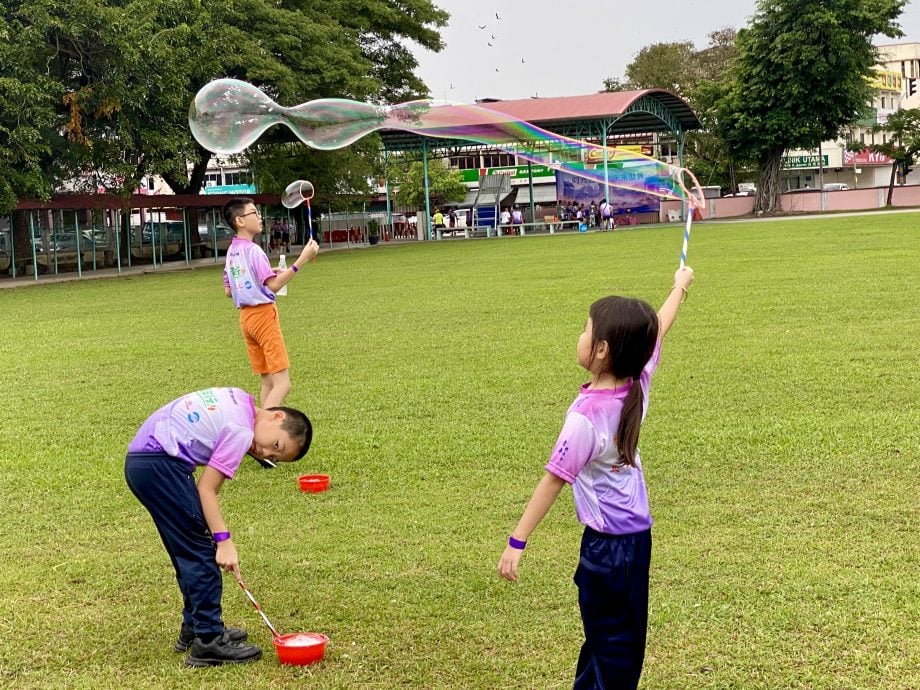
[869,70,903,92]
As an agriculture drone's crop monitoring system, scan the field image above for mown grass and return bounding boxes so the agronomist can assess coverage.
[0,215,917,689]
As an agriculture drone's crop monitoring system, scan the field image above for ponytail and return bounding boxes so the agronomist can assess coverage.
[588,295,659,466]
[615,378,644,466]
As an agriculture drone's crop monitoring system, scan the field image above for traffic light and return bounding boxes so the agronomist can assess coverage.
[908,78,917,97]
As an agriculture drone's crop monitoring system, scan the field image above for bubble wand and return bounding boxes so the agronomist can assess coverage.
[282,180,316,261]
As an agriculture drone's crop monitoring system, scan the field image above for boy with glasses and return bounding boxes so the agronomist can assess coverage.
[222,198,319,408]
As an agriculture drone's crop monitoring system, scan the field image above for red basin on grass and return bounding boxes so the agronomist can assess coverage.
[298,474,330,493]
[273,632,329,665]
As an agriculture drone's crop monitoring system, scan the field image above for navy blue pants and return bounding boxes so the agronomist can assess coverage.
[573,526,652,690]
[124,452,224,635]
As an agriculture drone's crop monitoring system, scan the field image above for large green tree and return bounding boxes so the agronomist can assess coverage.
[709,0,905,213]
[0,0,447,213]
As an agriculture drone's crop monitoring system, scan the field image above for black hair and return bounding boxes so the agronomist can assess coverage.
[267,406,313,462]
[222,197,255,234]
[588,296,660,466]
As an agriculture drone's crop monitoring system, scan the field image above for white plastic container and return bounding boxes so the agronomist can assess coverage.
[277,255,288,296]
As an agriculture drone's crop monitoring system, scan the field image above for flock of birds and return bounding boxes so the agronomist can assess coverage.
[445,11,539,100]
[477,12,526,73]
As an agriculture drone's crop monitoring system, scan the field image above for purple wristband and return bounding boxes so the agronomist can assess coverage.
[508,536,527,550]
[290,265,299,273]
[213,531,231,543]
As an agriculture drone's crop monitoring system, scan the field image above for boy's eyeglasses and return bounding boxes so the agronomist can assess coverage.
[240,210,262,219]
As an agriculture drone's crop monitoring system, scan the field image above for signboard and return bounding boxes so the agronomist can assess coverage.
[868,70,903,92]
[555,171,659,213]
[204,183,257,195]
[843,150,893,165]
[585,145,653,163]
[782,155,829,169]
[459,164,554,183]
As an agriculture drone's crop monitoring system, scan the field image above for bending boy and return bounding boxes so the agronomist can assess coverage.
[125,386,313,666]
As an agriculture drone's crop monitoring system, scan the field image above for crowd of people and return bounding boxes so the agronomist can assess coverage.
[558,199,623,231]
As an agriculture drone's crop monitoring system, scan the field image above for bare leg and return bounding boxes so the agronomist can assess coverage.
[261,369,292,409]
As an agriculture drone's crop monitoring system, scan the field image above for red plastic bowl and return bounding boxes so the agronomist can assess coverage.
[298,474,330,493]
[273,632,329,665]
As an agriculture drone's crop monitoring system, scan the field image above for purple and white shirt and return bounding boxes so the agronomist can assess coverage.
[223,237,276,308]
[128,387,256,479]
[545,340,661,535]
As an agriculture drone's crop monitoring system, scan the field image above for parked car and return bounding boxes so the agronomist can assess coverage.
[822,183,849,191]
[200,225,234,256]
[140,221,186,244]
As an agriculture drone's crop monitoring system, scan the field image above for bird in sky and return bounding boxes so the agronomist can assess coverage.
[487,41,493,46]
[521,58,526,63]
[495,68,500,72]
[478,24,486,29]
[491,34,496,39]
[496,12,501,19]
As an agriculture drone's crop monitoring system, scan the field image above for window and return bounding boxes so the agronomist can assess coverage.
[449,155,479,170]
[881,97,886,109]
[223,170,252,186]
[204,172,221,187]
[482,152,515,168]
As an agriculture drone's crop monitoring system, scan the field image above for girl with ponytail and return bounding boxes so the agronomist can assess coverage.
[498,266,695,690]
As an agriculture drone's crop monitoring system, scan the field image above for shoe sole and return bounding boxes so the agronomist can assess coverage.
[185,651,262,667]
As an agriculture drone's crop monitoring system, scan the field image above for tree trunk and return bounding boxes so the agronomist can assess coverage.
[886,161,898,206]
[754,147,784,215]
[11,209,33,275]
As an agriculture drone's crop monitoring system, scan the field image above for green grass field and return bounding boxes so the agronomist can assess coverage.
[0,215,917,689]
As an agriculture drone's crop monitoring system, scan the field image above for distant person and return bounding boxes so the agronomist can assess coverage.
[498,266,696,690]
[281,222,290,252]
[511,206,524,234]
[500,208,512,231]
[433,209,445,231]
[125,387,313,666]
[449,208,457,229]
[222,198,319,408]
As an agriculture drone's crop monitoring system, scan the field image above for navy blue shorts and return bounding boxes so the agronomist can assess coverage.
[573,526,652,690]
[124,451,224,634]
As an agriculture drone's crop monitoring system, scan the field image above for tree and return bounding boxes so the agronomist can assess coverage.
[625,41,696,98]
[0,0,448,211]
[385,156,466,211]
[709,0,906,214]
[864,107,920,205]
[603,30,746,194]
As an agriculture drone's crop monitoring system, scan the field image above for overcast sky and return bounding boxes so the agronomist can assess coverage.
[410,0,920,103]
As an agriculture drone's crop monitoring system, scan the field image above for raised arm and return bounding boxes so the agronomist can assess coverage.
[658,266,694,340]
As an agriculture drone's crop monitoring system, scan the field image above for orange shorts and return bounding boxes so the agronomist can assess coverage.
[239,303,290,375]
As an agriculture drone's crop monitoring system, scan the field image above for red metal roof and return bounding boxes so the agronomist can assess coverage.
[379,89,700,151]
[475,90,691,124]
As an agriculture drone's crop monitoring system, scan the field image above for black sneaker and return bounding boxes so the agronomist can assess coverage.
[175,625,248,652]
[184,632,262,667]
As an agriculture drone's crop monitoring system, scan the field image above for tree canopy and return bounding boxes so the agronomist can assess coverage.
[708,0,906,212]
[0,0,448,214]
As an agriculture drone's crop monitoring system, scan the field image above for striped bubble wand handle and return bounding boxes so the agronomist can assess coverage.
[680,200,694,269]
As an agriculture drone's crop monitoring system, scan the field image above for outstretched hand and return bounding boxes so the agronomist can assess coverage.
[673,265,694,291]
[299,238,319,263]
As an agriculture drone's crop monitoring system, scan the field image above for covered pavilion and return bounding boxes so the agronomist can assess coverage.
[377,89,701,236]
